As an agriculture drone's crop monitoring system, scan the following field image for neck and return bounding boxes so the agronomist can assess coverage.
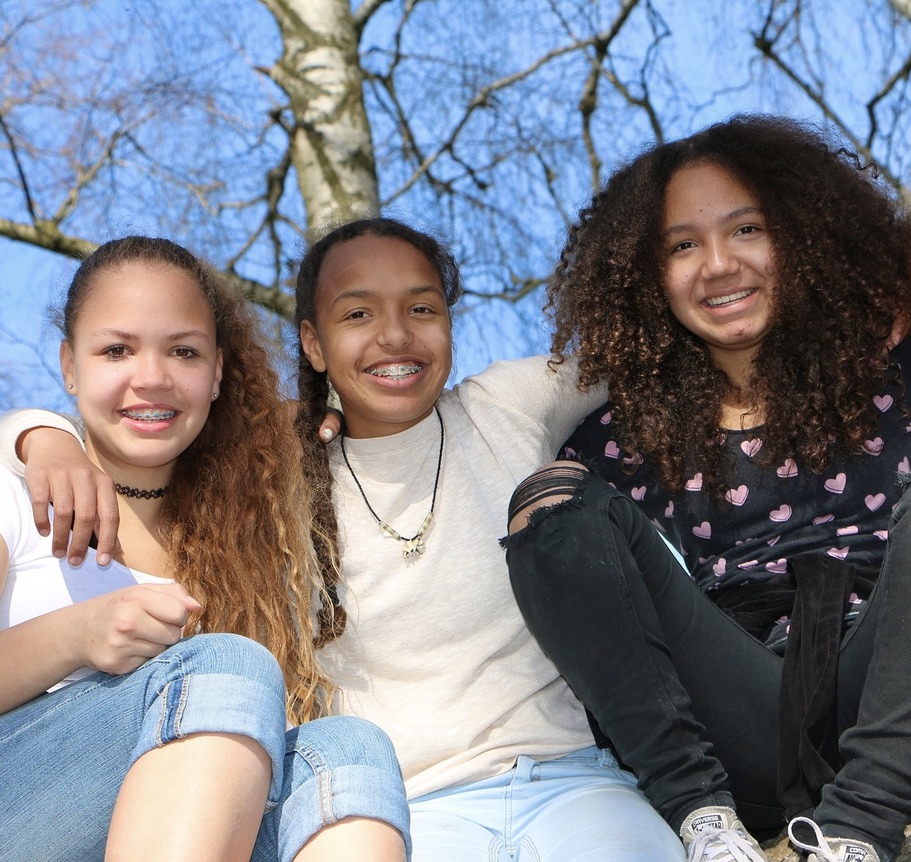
[708,344,758,391]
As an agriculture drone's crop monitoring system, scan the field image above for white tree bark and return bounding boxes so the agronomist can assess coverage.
[260,0,379,233]
[891,0,911,21]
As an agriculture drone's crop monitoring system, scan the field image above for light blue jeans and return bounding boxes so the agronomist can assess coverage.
[0,633,411,861]
[409,746,685,861]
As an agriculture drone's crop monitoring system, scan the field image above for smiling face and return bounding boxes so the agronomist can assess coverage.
[661,161,775,378]
[299,233,453,439]
[60,261,223,486]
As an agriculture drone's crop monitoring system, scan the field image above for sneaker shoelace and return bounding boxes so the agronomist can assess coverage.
[688,829,767,862]
[786,817,842,862]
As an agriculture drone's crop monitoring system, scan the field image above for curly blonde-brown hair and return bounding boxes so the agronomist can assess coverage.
[62,236,336,722]
[548,115,911,500]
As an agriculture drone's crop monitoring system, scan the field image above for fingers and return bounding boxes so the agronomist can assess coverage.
[79,584,201,675]
[319,408,344,443]
[92,480,122,567]
[887,310,909,352]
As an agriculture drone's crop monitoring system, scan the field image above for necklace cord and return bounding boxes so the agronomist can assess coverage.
[340,407,444,545]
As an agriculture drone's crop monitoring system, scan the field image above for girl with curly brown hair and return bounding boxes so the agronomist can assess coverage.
[504,115,911,862]
[0,237,410,862]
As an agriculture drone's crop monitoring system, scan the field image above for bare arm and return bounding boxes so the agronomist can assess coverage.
[19,426,119,566]
[0,562,200,716]
[0,409,118,565]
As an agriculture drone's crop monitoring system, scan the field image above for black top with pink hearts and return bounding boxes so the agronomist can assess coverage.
[562,339,911,643]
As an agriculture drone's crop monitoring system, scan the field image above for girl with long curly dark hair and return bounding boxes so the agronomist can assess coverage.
[0,237,409,862]
[504,115,911,862]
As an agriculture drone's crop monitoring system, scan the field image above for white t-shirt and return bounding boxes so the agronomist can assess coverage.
[0,467,171,689]
[319,356,610,797]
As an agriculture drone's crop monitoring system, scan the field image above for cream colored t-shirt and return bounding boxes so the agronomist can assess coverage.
[320,356,609,798]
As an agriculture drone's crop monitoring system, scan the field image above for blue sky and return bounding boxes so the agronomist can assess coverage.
[1,0,907,411]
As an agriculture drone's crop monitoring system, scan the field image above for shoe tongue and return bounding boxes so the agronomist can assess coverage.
[691,812,728,833]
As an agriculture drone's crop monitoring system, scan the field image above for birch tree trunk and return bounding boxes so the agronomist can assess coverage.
[260,0,379,234]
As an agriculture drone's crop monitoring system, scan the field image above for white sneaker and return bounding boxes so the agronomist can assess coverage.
[679,805,768,862]
[787,816,880,862]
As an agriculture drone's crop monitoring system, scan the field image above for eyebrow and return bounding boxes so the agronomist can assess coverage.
[328,284,443,309]
[90,328,213,341]
[662,206,764,238]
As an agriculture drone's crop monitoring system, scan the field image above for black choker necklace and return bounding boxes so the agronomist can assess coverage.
[115,483,171,500]
[340,407,444,558]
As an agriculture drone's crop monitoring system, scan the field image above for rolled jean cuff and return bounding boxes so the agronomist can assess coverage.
[268,716,412,862]
[130,635,288,805]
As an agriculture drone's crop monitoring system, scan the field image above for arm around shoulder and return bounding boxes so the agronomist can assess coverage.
[0,409,84,476]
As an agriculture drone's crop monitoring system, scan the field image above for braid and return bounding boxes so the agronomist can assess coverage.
[296,352,346,646]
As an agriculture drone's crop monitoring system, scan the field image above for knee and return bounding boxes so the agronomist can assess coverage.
[162,633,285,693]
[287,716,402,777]
[506,460,589,535]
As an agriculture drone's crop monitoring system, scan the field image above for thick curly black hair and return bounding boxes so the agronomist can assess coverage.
[549,114,911,498]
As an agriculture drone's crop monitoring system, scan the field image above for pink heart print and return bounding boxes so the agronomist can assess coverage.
[665,501,675,517]
[725,485,749,506]
[873,394,893,412]
[737,559,759,569]
[604,440,620,459]
[900,456,911,473]
[874,530,889,541]
[765,558,788,574]
[827,547,849,560]
[865,493,886,511]
[741,438,763,457]
[600,410,613,425]
[564,446,577,458]
[836,525,859,536]
[776,458,798,478]
[863,437,884,455]
[824,473,847,494]
[769,504,792,523]
[685,473,704,491]
[813,514,835,525]
[693,521,712,539]
[632,486,647,501]
[713,558,726,575]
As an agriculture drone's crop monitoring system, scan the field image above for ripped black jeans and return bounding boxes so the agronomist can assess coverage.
[503,465,911,861]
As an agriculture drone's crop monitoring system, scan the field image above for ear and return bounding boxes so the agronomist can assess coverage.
[59,341,77,395]
[213,346,224,396]
[299,320,327,373]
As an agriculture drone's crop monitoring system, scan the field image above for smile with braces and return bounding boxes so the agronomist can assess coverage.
[367,364,423,380]
[122,409,176,421]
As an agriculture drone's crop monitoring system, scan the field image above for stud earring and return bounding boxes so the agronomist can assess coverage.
[68,383,74,390]
[212,389,219,401]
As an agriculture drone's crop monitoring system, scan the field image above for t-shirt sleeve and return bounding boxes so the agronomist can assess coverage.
[0,467,28,556]
[456,355,610,452]
[0,410,84,477]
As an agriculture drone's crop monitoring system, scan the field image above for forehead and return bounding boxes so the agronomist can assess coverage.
[318,234,443,293]
[664,162,759,217]
[75,261,214,328]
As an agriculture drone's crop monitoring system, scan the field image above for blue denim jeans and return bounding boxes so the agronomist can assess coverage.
[505,471,911,862]
[0,633,410,861]
[409,746,685,861]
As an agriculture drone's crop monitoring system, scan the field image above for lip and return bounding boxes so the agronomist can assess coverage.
[119,403,180,430]
[364,357,428,386]
[701,287,758,310]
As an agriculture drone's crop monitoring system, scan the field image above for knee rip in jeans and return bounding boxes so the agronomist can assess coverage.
[502,461,590,544]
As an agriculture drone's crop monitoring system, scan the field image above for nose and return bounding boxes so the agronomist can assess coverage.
[701,239,740,279]
[377,311,413,349]
[132,352,171,390]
